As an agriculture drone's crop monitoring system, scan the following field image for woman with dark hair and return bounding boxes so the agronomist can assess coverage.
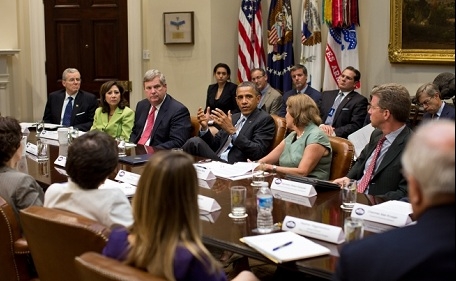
[206,63,239,116]
[0,116,44,218]
[102,150,258,281]
[90,81,135,140]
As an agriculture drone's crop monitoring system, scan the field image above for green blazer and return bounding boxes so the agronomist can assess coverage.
[90,106,135,140]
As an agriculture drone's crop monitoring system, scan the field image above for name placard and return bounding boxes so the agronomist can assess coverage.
[54,155,67,167]
[282,215,345,244]
[26,142,38,156]
[198,178,216,189]
[270,177,316,197]
[200,210,221,223]
[39,130,58,140]
[271,189,316,207]
[115,170,140,186]
[193,164,216,180]
[198,194,221,213]
[350,203,412,227]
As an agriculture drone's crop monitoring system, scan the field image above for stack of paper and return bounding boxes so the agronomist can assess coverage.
[195,161,259,180]
[240,231,330,263]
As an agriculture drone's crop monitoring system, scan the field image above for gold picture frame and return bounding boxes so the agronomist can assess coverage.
[388,0,455,64]
[163,12,194,45]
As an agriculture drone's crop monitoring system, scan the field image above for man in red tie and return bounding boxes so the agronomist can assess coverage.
[129,69,191,149]
[333,83,413,200]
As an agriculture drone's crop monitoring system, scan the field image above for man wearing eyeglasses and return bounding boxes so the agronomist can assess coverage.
[415,82,455,121]
[250,68,282,115]
[333,83,413,200]
[279,64,321,117]
[182,81,275,163]
[42,68,98,131]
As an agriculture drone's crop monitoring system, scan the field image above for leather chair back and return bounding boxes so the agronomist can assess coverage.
[190,116,200,137]
[19,206,111,281]
[328,136,355,180]
[270,114,287,151]
[75,252,167,281]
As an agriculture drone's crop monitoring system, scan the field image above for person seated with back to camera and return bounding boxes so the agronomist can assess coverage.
[102,150,259,281]
[256,94,332,180]
[44,130,133,228]
[90,81,135,141]
[0,116,44,221]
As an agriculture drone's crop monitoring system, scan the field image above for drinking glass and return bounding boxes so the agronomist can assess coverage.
[230,186,247,218]
[344,217,364,242]
[341,180,357,210]
[36,120,45,138]
[68,127,79,145]
[116,137,126,157]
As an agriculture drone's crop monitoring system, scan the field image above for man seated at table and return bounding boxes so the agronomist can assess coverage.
[333,119,455,281]
[182,81,275,164]
[415,82,455,121]
[42,68,98,131]
[44,131,133,228]
[129,69,191,149]
[333,83,413,200]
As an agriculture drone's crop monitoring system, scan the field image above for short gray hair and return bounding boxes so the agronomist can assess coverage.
[143,69,166,85]
[62,68,80,80]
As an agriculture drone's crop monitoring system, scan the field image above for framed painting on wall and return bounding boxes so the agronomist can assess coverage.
[163,12,194,45]
[388,0,455,64]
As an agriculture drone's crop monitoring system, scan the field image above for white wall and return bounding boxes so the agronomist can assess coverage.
[1,0,454,121]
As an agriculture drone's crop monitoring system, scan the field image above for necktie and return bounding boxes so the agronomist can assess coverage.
[218,117,246,159]
[138,106,156,145]
[62,96,73,126]
[357,136,387,193]
[325,92,344,125]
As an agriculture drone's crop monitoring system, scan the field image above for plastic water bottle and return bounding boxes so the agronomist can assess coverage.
[256,182,274,233]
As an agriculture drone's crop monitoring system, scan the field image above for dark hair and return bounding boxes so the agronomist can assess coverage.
[237,81,260,96]
[344,66,361,82]
[65,131,118,190]
[290,64,308,75]
[99,81,128,113]
[0,116,22,166]
[213,63,231,78]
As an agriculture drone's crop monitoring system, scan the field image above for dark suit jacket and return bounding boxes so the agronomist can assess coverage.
[279,86,321,117]
[42,89,98,131]
[347,127,413,200]
[422,102,455,120]
[129,95,191,149]
[201,108,275,163]
[319,90,368,138]
[206,82,239,114]
[333,204,455,281]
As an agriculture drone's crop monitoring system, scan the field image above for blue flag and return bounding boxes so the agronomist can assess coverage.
[266,0,294,94]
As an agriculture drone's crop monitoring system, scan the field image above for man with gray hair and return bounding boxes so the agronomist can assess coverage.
[415,82,455,121]
[333,120,455,281]
[130,69,191,149]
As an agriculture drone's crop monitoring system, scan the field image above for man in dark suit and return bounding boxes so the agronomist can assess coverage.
[42,68,98,131]
[415,82,455,121]
[182,81,275,164]
[279,64,321,117]
[333,120,455,281]
[334,83,413,200]
[319,66,368,138]
[129,69,191,149]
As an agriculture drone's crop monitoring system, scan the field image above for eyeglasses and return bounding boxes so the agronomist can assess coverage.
[251,75,264,81]
[418,96,433,107]
[367,104,383,111]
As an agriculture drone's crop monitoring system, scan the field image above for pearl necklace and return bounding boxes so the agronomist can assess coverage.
[296,131,304,139]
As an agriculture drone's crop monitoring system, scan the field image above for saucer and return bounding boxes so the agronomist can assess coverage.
[340,204,354,211]
[228,213,248,219]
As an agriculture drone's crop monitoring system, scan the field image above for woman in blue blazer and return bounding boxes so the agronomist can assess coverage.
[90,81,134,140]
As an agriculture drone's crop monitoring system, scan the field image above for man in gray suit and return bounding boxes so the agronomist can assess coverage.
[251,68,282,115]
[333,83,412,200]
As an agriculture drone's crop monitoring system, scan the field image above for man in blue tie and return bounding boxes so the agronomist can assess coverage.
[182,81,275,163]
[42,68,98,131]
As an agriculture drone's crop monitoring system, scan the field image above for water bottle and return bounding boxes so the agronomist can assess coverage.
[256,182,274,233]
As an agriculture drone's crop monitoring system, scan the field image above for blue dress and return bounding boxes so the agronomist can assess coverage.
[102,227,227,281]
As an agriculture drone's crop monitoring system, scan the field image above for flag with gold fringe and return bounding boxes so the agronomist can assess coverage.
[322,0,360,91]
[266,0,294,94]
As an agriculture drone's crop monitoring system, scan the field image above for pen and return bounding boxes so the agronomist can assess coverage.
[195,165,207,170]
[272,241,293,251]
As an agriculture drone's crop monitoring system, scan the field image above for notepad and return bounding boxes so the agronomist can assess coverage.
[240,231,330,263]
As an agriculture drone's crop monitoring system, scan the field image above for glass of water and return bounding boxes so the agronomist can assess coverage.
[68,127,79,145]
[36,120,45,138]
[116,137,126,157]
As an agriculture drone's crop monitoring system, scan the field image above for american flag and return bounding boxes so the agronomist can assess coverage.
[237,0,266,83]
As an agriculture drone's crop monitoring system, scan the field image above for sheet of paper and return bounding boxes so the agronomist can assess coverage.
[348,123,375,159]
[196,161,259,180]
[372,200,412,214]
[100,179,137,197]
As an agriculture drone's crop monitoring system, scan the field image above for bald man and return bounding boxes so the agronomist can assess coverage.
[333,120,455,281]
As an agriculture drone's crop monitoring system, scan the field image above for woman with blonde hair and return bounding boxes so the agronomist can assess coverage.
[103,150,258,281]
[257,94,332,179]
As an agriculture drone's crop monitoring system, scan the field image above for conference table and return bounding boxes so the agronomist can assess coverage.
[24,132,389,280]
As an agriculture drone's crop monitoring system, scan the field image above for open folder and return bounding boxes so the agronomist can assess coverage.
[240,231,330,263]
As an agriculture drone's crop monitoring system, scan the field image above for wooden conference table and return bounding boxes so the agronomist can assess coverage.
[24,133,388,280]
